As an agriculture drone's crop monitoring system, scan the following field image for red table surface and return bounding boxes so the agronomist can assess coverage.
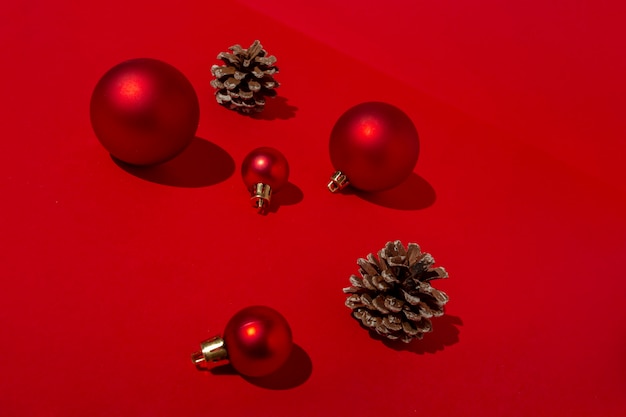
[1,1,625,416]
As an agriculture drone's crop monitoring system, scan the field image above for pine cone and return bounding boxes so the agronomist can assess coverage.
[343,241,449,343]
[210,40,279,114]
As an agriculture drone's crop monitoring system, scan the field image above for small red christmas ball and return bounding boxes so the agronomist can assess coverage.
[223,306,293,377]
[90,58,200,166]
[241,147,290,191]
[329,102,420,192]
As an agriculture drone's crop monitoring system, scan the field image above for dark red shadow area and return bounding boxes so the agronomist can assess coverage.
[250,96,298,121]
[208,344,312,389]
[341,173,436,210]
[264,182,304,214]
[365,314,462,354]
[112,137,235,187]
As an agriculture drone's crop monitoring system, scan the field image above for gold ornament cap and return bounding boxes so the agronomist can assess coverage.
[250,183,272,212]
[191,336,228,370]
[328,171,350,193]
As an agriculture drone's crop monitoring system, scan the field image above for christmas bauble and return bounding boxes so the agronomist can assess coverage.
[328,102,420,192]
[90,58,200,166]
[241,147,290,212]
[223,306,293,377]
[241,147,290,191]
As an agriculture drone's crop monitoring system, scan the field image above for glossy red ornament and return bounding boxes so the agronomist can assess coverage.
[241,147,290,212]
[90,58,200,166]
[192,306,293,378]
[328,102,420,192]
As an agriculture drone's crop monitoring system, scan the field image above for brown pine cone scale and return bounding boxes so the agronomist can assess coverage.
[343,241,449,343]
[210,40,279,114]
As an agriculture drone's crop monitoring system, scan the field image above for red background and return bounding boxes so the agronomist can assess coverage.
[2,1,625,416]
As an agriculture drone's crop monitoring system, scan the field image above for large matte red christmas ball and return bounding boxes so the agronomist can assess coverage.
[329,102,420,192]
[90,58,200,166]
[223,306,293,377]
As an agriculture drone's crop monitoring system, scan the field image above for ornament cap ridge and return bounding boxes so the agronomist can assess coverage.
[328,170,350,193]
[191,336,228,370]
[250,183,272,213]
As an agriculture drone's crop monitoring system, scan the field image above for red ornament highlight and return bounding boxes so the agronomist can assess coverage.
[90,58,200,166]
[192,306,293,378]
[241,147,290,212]
[328,102,420,192]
